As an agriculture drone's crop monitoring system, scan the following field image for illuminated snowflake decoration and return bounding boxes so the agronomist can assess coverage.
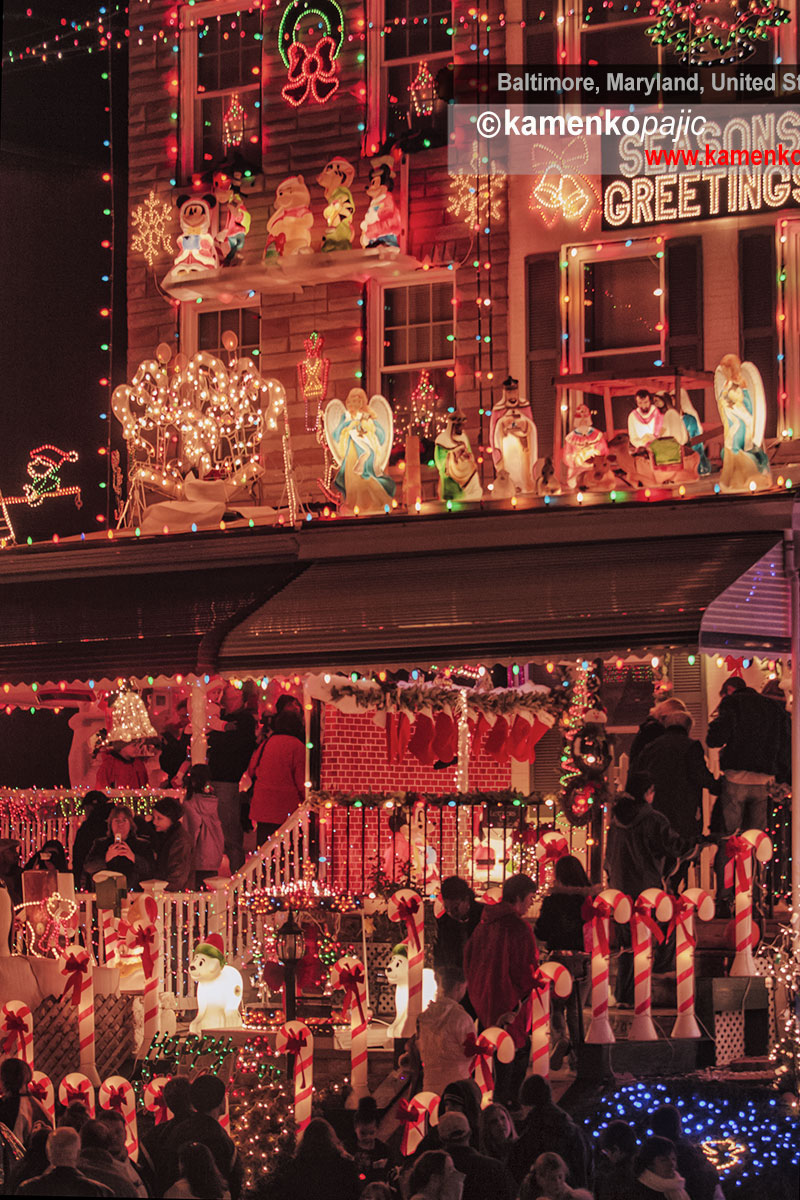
[131,190,173,268]
[447,147,506,232]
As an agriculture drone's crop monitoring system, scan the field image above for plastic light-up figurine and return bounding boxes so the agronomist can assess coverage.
[629,889,674,1041]
[188,934,243,1033]
[529,962,572,1078]
[465,1027,514,1104]
[384,944,436,1039]
[398,1092,439,1157]
[726,829,773,976]
[583,889,632,1043]
[276,1020,314,1132]
[330,956,369,1096]
[670,888,714,1039]
[316,157,356,252]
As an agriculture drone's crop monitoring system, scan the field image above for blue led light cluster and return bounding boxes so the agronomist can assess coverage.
[585,1080,800,1186]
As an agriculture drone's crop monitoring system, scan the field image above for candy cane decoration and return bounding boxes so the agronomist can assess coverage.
[0,1001,33,1067]
[99,1075,139,1160]
[120,915,160,1054]
[535,832,569,887]
[143,1076,172,1125]
[629,889,674,1042]
[58,1073,95,1117]
[387,888,425,1037]
[670,888,714,1039]
[397,1091,439,1157]
[330,956,369,1095]
[529,962,572,1078]
[583,889,632,1044]
[100,910,120,967]
[28,1071,55,1125]
[276,1020,314,1132]
[483,886,503,905]
[59,944,99,1084]
[464,1026,514,1105]
[726,829,773,977]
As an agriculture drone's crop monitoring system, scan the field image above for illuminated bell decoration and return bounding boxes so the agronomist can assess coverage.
[448,146,506,232]
[529,138,600,232]
[222,92,246,150]
[409,60,435,118]
[647,0,791,65]
[106,687,158,744]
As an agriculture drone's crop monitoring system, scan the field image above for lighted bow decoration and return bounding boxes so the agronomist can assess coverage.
[724,835,753,893]
[463,1031,493,1062]
[104,1083,128,1114]
[59,950,90,1006]
[529,137,601,232]
[29,893,79,959]
[394,895,422,951]
[668,893,700,948]
[278,0,344,108]
[118,920,158,979]
[633,894,666,944]
[336,963,367,1024]
[0,1011,30,1056]
[581,894,614,957]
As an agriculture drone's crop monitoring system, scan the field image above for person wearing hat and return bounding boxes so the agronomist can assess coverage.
[150,797,193,891]
[161,1075,242,1199]
[71,791,112,889]
[563,405,609,489]
[489,377,538,496]
[438,1111,515,1200]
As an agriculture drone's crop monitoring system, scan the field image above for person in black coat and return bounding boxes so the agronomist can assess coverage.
[638,706,715,891]
[534,856,594,1069]
[438,1111,515,1200]
[260,1118,360,1200]
[83,805,154,892]
[509,1076,591,1189]
[71,792,112,888]
[434,875,483,1016]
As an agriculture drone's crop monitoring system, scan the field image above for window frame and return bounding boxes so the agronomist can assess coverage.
[178,0,263,184]
[180,298,262,362]
[366,0,454,150]
[369,272,456,402]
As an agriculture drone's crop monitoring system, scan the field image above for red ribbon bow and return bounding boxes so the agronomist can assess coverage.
[463,1032,492,1061]
[0,1013,28,1054]
[59,953,89,1006]
[104,1084,129,1114]
[397,1098,422,1124]
[283,1030,308,1087]
[63,1082,89,1107]
[27,1079,49,1104]
[581,896,613,956]
[128,924,157,979]
[633,898,665,945]
[337,965,366,1025]
[724,836,752,892]
[396,897,422,952]
[539,841,568,865]
[281,37,340,107]
[724,656,744,677]
[668,895,697,947]
[149,1090,168,1124]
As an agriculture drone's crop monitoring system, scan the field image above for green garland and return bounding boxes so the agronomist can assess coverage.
[309,788,543,810]
[328,680,559,719]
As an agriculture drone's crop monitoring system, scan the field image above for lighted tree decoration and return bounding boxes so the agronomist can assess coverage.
[557,661,609,827]
[131,191,173,268]
[647,0,791,65]
[407,370,439,438]
[409,60,436,118]
[448,146,506,232]
[222,92,246,150]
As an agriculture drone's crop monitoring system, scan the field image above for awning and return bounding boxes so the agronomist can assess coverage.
[0,562,303,684]
[699,540,791,658]
[218,531,779,671]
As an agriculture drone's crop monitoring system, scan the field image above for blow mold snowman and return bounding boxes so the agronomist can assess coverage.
[188,933,244,1033]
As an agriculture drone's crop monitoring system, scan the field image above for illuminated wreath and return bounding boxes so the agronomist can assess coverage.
[646,0,791,66]
[279,0,345,106]
[559,777,605,827]
[278,0,344,67]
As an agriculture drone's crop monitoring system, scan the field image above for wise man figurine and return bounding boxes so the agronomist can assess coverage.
[563,404,609,487]
[628,389,663,451]
[489,376,538,494]
[434,410,482,502]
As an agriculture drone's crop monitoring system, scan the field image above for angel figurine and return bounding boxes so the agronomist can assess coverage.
[714,354,771,492]
[324,388,396,513]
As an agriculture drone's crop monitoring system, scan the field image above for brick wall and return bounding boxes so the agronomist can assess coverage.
[319,705,511,891]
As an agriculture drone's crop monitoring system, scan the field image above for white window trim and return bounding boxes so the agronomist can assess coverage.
[180,297,261,360]
[179,0,262,184]
[373,272,456,397]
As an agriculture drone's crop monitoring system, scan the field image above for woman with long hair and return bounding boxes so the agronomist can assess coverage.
[477,1103,518,1165]
[183,764,225,889]
[83,804,154,891]
[534,855,595,1070]
[164,1141,230,1198]
[263,1118,360,1200]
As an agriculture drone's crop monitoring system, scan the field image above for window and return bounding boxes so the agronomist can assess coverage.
[180,2,262,180]
[381,1,453,149]
[197,306,261,360]
[525,0,560,66]
[380,280,454,421]
[739,228,778,435]
[581,1,659,69]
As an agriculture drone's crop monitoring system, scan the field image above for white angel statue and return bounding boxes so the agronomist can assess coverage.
[714,355,771,492]
[323,387,396,513]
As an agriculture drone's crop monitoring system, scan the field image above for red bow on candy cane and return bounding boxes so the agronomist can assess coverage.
[724,836,752,892]
[396,897,422,952]
[104,1084,129,1114]
[0,1013,28,1054]
[150,1090,168,1124]
[463,1032,492,1061]
[128,924,157,978]
[538,841,568,866]
[337,965,367,1025]
[281,37,340,107]
[283,1031,309,1087]
[59,953,89,1006]
[633,898,665,944]
[581,896,612,956]
[668,895,698,947]
[396,1098,421,1124]
[27,1079,48,1103]
[63,1082,90,1107]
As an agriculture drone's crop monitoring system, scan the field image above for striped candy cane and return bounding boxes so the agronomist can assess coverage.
[387,889,425,1038]
[59,945,98,1084]
[464,1026,514,1105]
[99,1075,139,1161]
[629,889,674,1042]
[397,1091,440,1157]
[583,888,632,1044]
[219,1091,230,1134]
[143,1076,172,1125]
[670,888,714,1039]
[482,886,503,906]
[0,1001,33,1067]
[726,829,773,977]
[330,956,369,1095]
[58,1073,95,1117]
[100,909,120,967]
[276,1020,314,1132]
[529,962,572,1078]
[535,832,569,887]
[28,1071,55,1124]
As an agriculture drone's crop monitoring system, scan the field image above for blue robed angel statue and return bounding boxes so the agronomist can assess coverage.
[324,388,396,513]
[715,355,771,493]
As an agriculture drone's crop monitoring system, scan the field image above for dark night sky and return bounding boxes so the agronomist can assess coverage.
[1,2,128,540]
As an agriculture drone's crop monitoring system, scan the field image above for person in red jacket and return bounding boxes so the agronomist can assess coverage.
[464,873,539,1108]
[247,709,306,844]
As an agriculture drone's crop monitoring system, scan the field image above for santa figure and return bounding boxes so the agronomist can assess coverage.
[563,405,608,487]
[489,376,538,494]
[628,389,663,450]
[23,445,78,506]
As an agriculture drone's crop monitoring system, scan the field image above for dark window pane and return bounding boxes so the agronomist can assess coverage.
[385,327,407,366]
[431,282,452,322]
[431,324,451,361]
[584,258,659,351]
[408,286,432,326]
[384,289,407,327]
[408,325,431,363]
[582,23,658,67]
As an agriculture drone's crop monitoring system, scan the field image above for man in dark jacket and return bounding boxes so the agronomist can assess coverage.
[161,1075,243,1199]
[17,1127,114,1197]
[78,1121,140,1197]
[150,797,193,891]
[71,792,112,889]
[438,1111,515,1200]
[509,1075,591,1188]
[434,876,483,1016]
[638,705,714,890]
[706,676,789,904]
[605,772,690,1005]
[464,873,538,1107]
[207,684,256,872]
